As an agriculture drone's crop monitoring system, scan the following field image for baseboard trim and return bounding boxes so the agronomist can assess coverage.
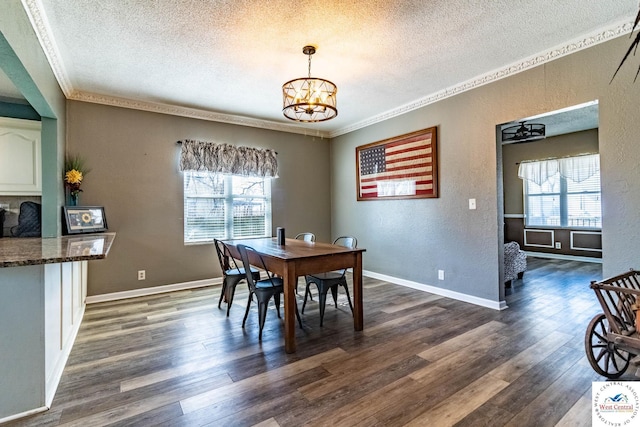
[86,277,222,304]
[363,270,508,311]
[85,272,510,311]
[525,251,603,263]
[0,406,49,425]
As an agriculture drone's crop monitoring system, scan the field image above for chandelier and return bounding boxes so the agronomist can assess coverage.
[282,46,337,122]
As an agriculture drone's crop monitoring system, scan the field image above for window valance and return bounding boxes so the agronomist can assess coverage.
[518,153,599,185]
[179,139,278,178]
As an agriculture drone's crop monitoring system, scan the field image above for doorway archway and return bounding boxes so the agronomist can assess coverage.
[496,101,602,301]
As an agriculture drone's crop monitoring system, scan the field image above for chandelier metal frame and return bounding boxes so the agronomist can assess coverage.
[502,121,546,142]
[282,46,338,122]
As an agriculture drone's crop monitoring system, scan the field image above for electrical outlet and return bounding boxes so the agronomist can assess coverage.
[555,242,561,249]
[468,198,476,210]
[138,270,146,280]
[438,270,445,280]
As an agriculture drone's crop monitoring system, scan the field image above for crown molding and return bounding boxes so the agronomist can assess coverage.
[67,91,329,137]
[328,17,635,138]
[22,0,635,140]
[21,0,74,96]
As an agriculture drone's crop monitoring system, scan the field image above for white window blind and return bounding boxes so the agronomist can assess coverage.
[519,154,601,229]
[184,171,271,243]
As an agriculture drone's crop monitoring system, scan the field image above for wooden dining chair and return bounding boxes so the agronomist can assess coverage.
[302,236,357,326]
[237,244,303,340]
[214,239,260,317]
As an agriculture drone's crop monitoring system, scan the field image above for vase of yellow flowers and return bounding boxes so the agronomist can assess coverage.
[64,154,90,206]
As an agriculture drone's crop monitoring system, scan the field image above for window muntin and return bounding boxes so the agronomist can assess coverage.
[184,171,271,243]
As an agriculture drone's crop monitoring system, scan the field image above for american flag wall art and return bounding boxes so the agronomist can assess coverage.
[356,127,438,200]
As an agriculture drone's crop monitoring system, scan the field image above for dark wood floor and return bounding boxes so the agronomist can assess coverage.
[8,257,620,426]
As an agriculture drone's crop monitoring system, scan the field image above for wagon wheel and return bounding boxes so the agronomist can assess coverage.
[585,313,631,379]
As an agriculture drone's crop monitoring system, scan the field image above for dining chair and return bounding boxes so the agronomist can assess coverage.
[214,239,260,317]
[237,244,303,340]
[294,232,316,296]
[295,232,316,242]
[302,236,357,326]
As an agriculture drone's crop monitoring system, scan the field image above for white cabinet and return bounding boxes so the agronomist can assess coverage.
[0,261,87,421]
[0,116,42,195]
[44,261,87,405]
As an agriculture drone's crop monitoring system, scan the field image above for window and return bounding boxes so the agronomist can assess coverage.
[184,171,271,243]
[521,154,601,229]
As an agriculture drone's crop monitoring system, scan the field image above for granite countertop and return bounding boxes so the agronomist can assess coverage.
[0,232,116,268]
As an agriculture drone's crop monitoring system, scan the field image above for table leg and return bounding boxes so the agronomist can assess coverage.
[353,252,363,331]
[282,262,297,353]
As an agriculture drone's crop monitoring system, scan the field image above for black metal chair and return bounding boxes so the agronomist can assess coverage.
[294,232,316,296]
[214,239,260,317]
[237,244,303,340]
[302,236,357,326]
[295,232,315,242]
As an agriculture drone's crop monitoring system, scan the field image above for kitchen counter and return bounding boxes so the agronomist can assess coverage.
[0,232,115,422]
[0,232,115,268]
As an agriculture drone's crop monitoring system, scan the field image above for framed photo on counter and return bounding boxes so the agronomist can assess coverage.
[62,206,108,235]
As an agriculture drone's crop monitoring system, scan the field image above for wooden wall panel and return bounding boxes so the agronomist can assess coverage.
[505,217,601,258]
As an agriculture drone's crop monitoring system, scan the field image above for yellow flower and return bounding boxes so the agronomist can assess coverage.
[65,169,83,185]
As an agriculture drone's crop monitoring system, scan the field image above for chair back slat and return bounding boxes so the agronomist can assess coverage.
[214,239,242,272]
[237,244,280,288]
[334,236,357,249]
[332,236,357,278]
[214,239,226,269]
[295,232,316,242]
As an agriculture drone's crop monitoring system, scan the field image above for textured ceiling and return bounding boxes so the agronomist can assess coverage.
[11,0,640,136]
[500,101,599,143]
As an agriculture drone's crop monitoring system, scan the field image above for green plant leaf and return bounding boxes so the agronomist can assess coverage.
[64,154,91,175]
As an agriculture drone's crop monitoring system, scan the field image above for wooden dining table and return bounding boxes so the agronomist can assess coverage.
[223,237,366,353]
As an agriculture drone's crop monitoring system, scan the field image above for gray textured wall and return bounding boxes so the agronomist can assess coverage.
[331,33,640,303]
[66,101,332,296]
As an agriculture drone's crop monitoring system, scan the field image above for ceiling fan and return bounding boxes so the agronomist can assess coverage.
[501,121,546,142]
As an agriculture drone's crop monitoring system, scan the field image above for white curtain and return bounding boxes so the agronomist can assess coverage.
[518,153,599,185]
[179,139,278,178]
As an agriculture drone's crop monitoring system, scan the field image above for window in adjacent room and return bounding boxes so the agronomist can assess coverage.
[520,154,601,229]
[183,171,272,243]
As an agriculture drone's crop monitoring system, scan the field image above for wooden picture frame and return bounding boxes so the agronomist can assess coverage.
[62,206,108,235]
[356,127,438,201]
